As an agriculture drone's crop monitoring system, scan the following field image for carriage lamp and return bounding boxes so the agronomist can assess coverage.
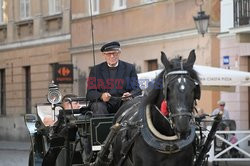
[47,81,62,105]
[193,1,210,37]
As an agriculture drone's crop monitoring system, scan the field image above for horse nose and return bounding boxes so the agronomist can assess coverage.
[174,115,191,134]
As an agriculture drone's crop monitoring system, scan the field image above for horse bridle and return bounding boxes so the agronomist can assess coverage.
[163,70,199,120]
[139,68,199,154]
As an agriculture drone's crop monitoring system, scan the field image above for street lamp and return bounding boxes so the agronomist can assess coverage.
[193,1,210,37]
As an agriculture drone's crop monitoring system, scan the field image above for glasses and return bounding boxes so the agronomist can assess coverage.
[220,104,225,107]
[103,51,120,56]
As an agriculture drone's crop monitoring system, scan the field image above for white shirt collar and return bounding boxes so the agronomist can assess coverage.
[107,61,119,67]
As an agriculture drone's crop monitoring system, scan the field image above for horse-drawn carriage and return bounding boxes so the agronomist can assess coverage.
[24,50,223,166]
[24,83,115,166]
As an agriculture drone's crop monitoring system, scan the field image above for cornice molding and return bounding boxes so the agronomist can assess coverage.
[70,29,199,55]
[0,34,71,51]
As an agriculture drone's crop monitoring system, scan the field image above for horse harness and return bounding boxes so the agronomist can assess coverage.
[162,69,200,125]
[114,106,196,165]
[114,101,143,166]
[113,69,200,165]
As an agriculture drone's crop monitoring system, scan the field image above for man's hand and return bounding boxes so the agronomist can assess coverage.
[101,92,111,102]
[43,116,56,126]
[122,92,132,101]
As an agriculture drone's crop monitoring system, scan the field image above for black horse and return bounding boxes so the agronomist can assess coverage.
[111,50,201,166]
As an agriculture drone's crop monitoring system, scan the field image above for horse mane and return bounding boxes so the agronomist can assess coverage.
[143,56,200,106]
[143,70,164,106]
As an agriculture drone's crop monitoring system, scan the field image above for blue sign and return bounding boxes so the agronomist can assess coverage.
[223,56,230,65]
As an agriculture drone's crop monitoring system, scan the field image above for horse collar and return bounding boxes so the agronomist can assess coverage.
[139,104,196,154]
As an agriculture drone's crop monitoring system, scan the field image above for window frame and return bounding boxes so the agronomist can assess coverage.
[143,0,155,4]
[89,0,99,15]
[20,0,31,20]
[0,69,6,116]
[23,66,31,114]
[147,59,158,71]
[113,0,127,11]
[49,0,61,15]
[0,0,3,23]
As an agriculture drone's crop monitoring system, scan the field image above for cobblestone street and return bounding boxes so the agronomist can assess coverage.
[0,149,29,166]
[0,141,250,166]
[0,141,30,166]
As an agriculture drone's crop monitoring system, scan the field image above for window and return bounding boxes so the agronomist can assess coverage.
[24,66,31,114]
[0,0,3,23]
[0,0,7,23]
[49,0,61,15]
[113,0,126,11]
[20,0,30,19]
[89,0,99,15]
[147,59,158,71]
[50,63,57,81]
[143,0,155,4]
[0,69,6,116]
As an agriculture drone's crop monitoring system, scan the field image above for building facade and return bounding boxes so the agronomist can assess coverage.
[219,0,250,129]
[71,0,222,124]
[2,0,248,141]
[0,0,72,141]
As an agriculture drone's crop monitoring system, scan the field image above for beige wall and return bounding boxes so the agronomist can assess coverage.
[0,0,72,141]
[71,0,221,117]
[71,0,199,46]
[0,41,71,114]
[0,0,224,141]
[219,34,250,129]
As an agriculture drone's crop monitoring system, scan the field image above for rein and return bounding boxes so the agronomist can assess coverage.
[170,112,193,118]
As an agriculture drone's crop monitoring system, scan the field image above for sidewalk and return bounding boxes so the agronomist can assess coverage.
[208,161,250,166]
[0,141,249,166]
[0,141,30,166]
[0,140,30,151]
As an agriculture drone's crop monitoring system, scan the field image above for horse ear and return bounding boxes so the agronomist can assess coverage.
[186,49,196,67]
[161,51,170,69]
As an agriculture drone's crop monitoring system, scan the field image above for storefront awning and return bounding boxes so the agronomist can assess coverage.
[137,65,250,91]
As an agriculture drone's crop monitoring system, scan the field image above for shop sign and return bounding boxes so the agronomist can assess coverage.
[54,64,73,84]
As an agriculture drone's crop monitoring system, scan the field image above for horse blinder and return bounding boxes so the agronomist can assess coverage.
[194,81,201,100]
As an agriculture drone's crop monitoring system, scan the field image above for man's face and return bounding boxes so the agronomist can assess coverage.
[219,104,225,110]
[63,101,81,109]
[103,50,120,66]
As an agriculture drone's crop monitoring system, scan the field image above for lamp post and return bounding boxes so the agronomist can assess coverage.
[193,0,210,37]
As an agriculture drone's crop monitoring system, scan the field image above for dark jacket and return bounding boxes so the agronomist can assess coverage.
[86,60,141,102]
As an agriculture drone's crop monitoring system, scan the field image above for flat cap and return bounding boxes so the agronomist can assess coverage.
[217,100,225,105]
[100,41,121,52]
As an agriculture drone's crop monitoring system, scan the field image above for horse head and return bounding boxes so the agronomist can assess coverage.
[161,50,200,138]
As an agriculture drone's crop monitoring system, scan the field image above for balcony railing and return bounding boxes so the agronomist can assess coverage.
[234,0,250,27]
